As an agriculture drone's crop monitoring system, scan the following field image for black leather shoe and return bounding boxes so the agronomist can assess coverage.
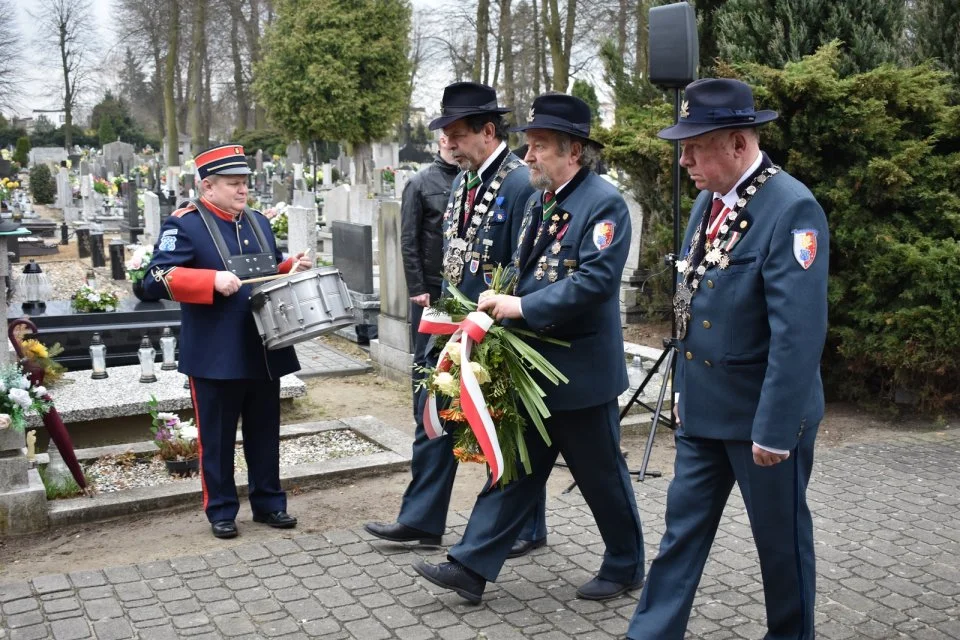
[211,520,238,539]
[364,521,442,546]
[575,576,643,601]
[507,537,547,559]
[413,561,485,604]
[253,511,298,529]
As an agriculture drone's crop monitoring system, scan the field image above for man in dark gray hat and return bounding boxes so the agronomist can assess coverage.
[626,78,828,640]
[365,82,548,559]
[412,92,645,604]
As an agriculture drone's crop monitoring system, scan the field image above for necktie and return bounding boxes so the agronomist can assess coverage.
[706,198,726,242]
[541,191,556,221]
[463,171,482,226]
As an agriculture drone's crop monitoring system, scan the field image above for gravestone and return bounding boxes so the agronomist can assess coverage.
[332,221,379,344]
[394,169,411,198]
[287,191,318,258]
[256,149,263,172]
[90,230,106,267]
[273,179,290,206]
[76,227,91,259]
[620,190,645,325]
[324,184,351,226]
[322,163,333,187]
[55,167,71,209]
[120,182,142,243]
[109,240,126,280]
[142,191,161,246]
[372,141,400,170]
[28,147,67,168]
[103,141,135,175]
[369,200,410,382]
[0,234,48,533]
[81,176,96,220]
[286,141,303,164]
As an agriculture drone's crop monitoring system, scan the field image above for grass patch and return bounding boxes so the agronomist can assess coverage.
[38,465,86,500]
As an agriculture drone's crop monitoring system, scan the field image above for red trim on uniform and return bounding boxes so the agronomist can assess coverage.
[188,377,209,512]
[172,203,198,218]
[195,145,245,168]
[278,257,294,274]
[199,197,242,222]
[167,267,217,304]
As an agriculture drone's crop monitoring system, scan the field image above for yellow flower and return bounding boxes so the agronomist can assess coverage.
[470,361,491,385]
[22,339,49,359]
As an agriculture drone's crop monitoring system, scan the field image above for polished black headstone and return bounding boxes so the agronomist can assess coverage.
[90,232,106,267]
[109,240,126,280]
[11,297,181,370]
[76,228,91,259]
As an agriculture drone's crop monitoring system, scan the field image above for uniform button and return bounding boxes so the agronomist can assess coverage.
[244,239,249,245]
[685,351,693,360]
[706,279,714,288]
[702,320,711,329]
[704,360,712,367]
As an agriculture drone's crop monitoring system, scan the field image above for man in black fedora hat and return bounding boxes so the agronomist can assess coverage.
[626,78,828,640]
[365,81,549,559]
[413,92,645,604]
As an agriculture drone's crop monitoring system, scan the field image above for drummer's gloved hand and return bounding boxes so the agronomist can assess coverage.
[293,251,313,272]
[214,271,242,296]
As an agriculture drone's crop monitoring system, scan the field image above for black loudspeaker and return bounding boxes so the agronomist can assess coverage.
[649,2,699,88]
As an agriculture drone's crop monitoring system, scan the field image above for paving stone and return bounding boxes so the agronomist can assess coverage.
[67,571,106,589]
[92,618,135,640]
[103,566,140,585]
[213,613,257,637]
[82,597,123,620]
[32,574,71,595]
[50,617,91,640]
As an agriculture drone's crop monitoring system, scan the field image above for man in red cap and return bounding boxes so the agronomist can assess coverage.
[143,144,312,539]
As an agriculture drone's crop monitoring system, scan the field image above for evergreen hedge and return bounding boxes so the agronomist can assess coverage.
[600,44,960,411]
[29,164,56,205]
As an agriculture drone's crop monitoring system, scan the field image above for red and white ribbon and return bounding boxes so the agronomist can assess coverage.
[419,308,505,484]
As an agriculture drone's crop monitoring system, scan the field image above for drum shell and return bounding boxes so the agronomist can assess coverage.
[250,267,355,350]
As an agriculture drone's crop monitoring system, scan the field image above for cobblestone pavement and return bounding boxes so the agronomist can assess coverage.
[1,430,958,639]
[294,340,371,378]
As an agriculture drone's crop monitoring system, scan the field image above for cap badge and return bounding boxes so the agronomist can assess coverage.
[680,100,690,119]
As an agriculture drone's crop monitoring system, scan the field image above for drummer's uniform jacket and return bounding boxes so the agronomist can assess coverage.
[143,198,300,380]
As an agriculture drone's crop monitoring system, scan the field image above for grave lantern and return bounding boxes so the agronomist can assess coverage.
[89,332,108,379]
[138,335,157,383]
[85,267,97,290]
[160,327,177,370]
[19,260,51,314]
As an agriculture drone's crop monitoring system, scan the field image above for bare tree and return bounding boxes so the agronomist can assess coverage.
[473,0,491,82]
[31,0,97,149]
[498,0,516,117]
[114,0,169,140]
[164,0,180,166]
[0,0,25,113]
[188,0,207,149]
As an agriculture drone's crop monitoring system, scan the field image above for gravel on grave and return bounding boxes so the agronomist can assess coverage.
[11,259,130,304]
[85,430,384,494]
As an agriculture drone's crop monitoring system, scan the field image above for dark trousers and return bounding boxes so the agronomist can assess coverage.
[398,388,548,543]
[409,284,442,422]
[189,377,286,523]
[448,400,645,583]
[627,423,818,640]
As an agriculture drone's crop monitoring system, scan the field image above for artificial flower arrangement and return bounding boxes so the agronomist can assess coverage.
[0,364,53,432]
[416,266,569,486]
[92,177,116,196]
[125,245,153,283]
[381,166,396,185]
[20,338,67,386]
[147,396,199,462]
[70,285,119,312]
[112,176,125,192]
[264,201,288,239]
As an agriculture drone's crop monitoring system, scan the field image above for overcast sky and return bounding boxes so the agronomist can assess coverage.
[8,0,449,118]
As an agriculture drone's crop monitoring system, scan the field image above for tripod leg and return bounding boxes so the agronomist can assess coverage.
[638,348,675,482]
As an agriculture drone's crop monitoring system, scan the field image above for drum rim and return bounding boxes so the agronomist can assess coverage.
[252,266,342,292]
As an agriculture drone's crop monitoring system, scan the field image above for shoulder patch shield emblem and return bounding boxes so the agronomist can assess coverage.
[792,229,818,269]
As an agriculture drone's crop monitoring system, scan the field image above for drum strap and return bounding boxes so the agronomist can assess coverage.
[190,198,278,278]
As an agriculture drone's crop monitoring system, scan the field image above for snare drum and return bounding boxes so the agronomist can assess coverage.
[250,267,355,350]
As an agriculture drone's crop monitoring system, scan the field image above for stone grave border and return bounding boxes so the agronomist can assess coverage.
[38,416,411,526]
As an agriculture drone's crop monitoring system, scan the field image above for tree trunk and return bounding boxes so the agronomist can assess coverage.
[203,50,212,145]
[617,0,628,61]
[229,3,248,132]
[164,0,180,167]
[59,17,72,149]
[473,0,490,83]
[189,0,206,150]
[153,48,165,139]
[634,0,649,83]
[499,0,515,131]
[352,141,372,188]
[243,0,267,129]
[531,0,540,96]
[539,0,552,90]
